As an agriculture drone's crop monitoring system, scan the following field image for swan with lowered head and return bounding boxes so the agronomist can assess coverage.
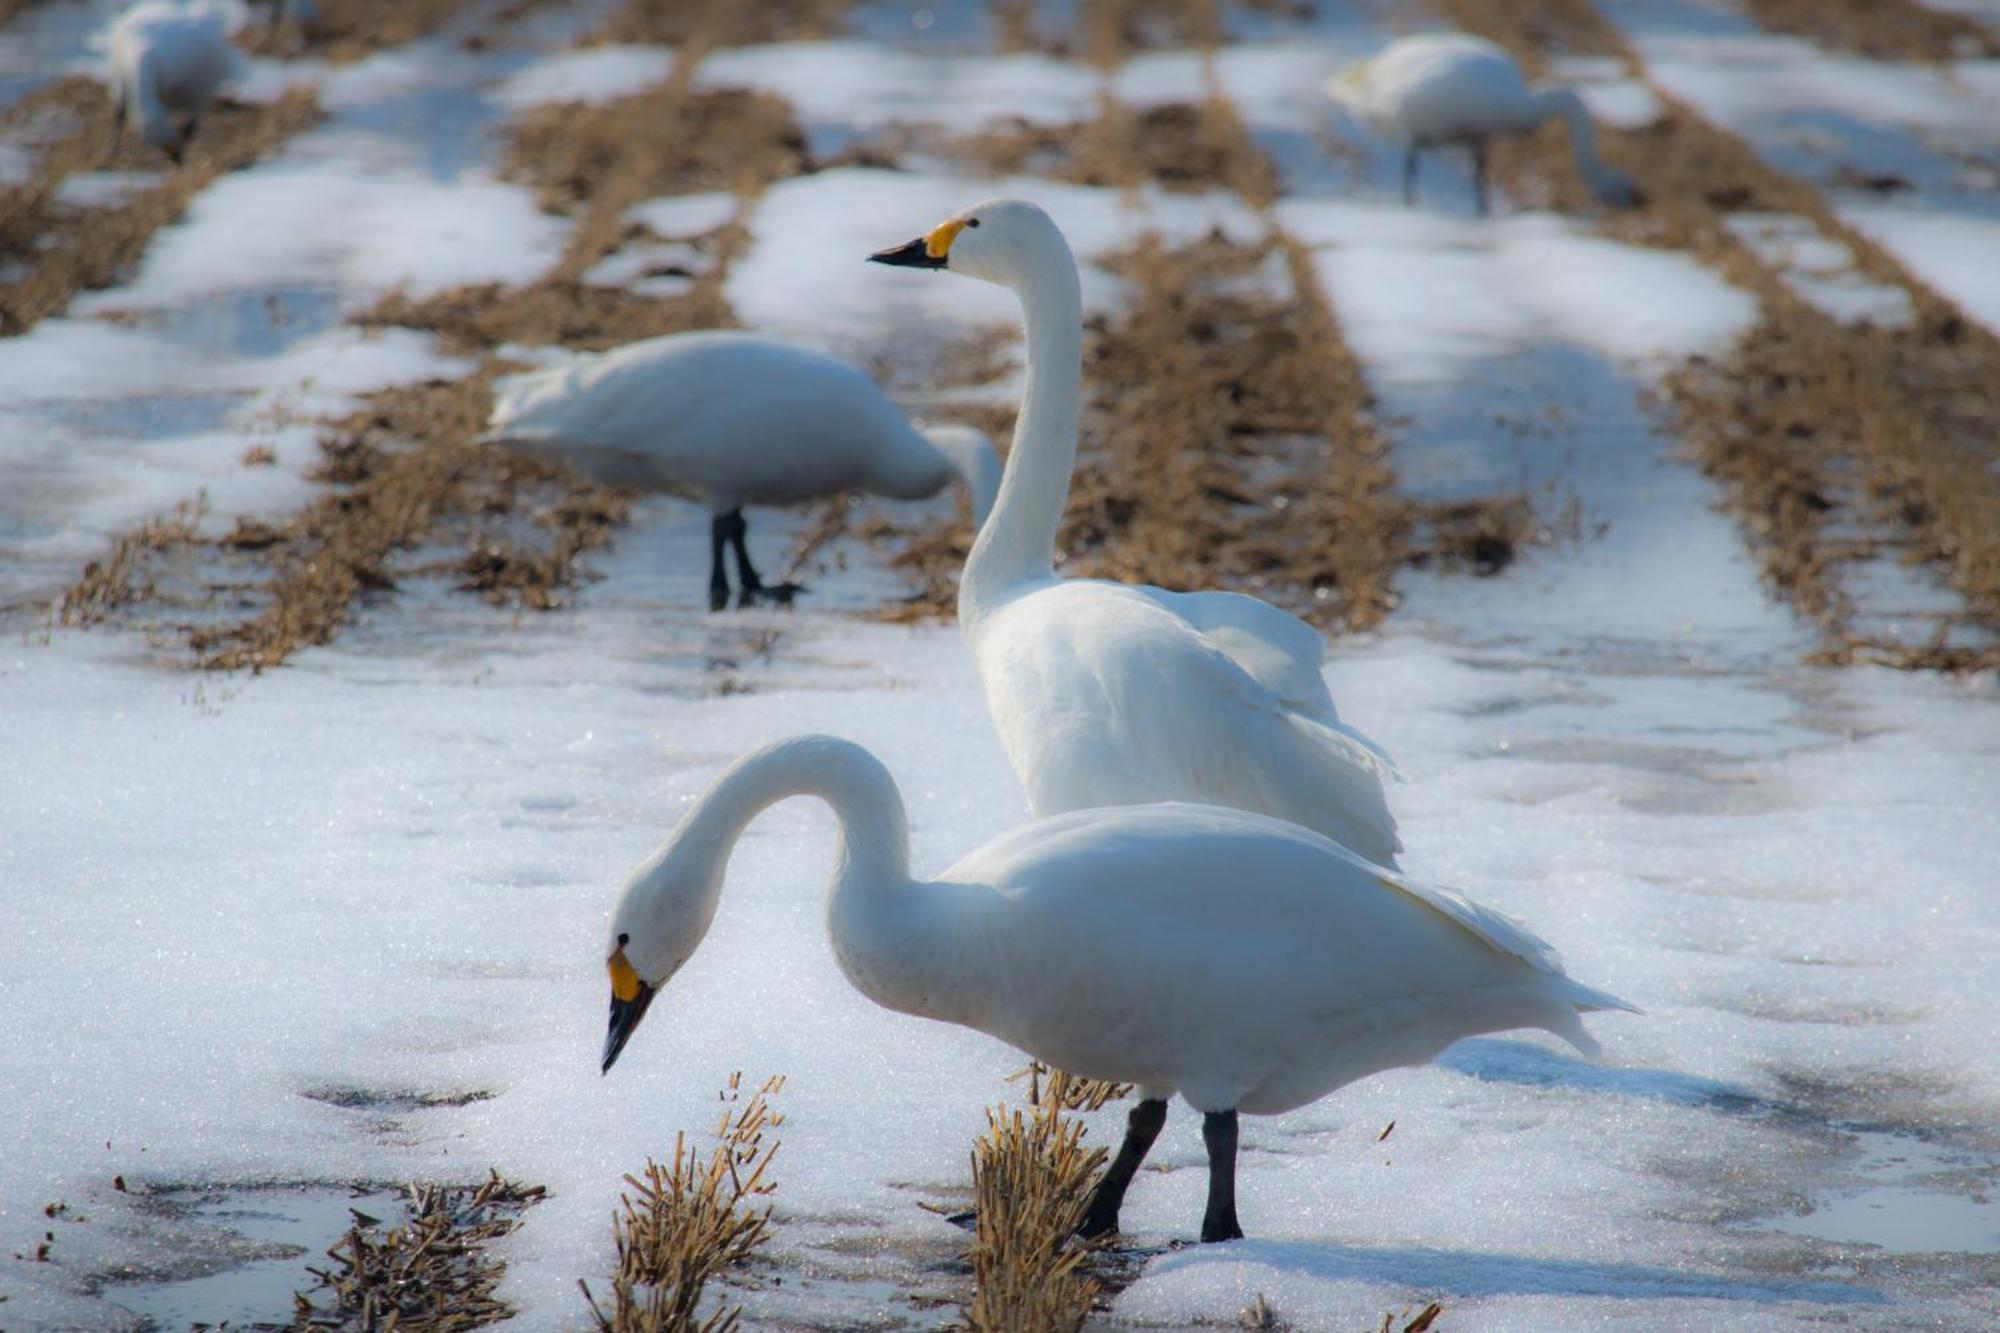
[106,1,247,164]
[1328,33,1639,216]
[599,735,1636,1242]
[482,331,1001,612]
[871,200,1401,867]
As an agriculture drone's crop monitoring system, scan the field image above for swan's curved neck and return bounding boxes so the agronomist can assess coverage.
[959,238,1084,628]
[1531,87,1615,195]
[674,737,911,896]
[639,737,990,1024]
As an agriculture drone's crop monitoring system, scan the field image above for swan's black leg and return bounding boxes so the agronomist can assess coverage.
[1200,1110,1244,1243]
[724,507,805,609]
[1471,141,1490,217]
[707,512,732,612]
[1402,147,1418,205]
[1079,1097,1168,1239]
[719,509,764,608]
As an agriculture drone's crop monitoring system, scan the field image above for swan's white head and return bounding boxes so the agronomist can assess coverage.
[919,423,1002,524]
[868,197,1068,290]
[601,832,727,1073]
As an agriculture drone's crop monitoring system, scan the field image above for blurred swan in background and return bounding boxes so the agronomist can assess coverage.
[871,199,1401,866]
[1329,33,1639,216]
[106,1,247,163]
[482,331,1001,611]
[599,734,1635,1242]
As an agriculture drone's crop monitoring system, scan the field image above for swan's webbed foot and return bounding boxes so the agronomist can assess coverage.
[736,578,807,610]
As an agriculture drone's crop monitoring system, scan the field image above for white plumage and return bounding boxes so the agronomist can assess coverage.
[107,1,246,163]
[871,200,1401,866]
[599,735,1635,1242]
[1328,33,1639,216]
[482,331,1001,611]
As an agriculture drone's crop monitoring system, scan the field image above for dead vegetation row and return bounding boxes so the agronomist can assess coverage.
[289,1172,546,1330]
[1434,0,2000,668]
[0,81,320,336]
[582,1074,784,1333]
[1740,0,2000,62]
[238,0,484,62]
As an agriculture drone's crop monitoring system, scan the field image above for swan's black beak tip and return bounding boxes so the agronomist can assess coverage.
[601,980,657,1074]
[869,237,946,270]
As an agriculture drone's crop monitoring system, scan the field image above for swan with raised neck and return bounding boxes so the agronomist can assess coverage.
[869,199,1403,866]
[600,734,1636,1242]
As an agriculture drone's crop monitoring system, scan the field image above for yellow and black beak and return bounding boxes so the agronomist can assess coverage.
[869,218,964,271]
[601,948,657,1074]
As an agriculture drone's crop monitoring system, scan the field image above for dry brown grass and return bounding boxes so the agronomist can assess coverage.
[598,0,851,47]
[290,1172,547,1330]
[0,86,320,336]
[580,1074,783,1333]
[238,0,478,62]
[1434,0,2000,669]
[964,1069,1111,1333]
[1741,0,2000,61]
[58,499,208,629]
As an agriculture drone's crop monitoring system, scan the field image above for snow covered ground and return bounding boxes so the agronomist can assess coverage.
[3,1,1998,1330]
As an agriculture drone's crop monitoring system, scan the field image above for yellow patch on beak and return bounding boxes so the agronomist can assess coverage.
[608,947,641,1002]
[925,218,966,259]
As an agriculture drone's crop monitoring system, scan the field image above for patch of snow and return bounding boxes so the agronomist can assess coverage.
[1723,212,1914,326]
[490,43,675,109]
[626,190,737,239]
[1278,202,1755,383]
[1838,204,2000,333]
[696,41,1102,133]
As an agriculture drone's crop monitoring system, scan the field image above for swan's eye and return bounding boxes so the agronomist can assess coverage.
[617,932,630,947]
[965,218,981,228]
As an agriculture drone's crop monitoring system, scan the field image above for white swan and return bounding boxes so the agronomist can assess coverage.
[107,1,247,164]
[1327,34,1639,216]
[599,735,1636,1242]
[870,201,1401,866]
[481,331,1001,612]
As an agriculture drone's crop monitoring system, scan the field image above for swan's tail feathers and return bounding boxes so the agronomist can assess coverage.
[1539,979,1641,1062]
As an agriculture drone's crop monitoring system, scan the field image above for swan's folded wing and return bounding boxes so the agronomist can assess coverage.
[1141,587,1334,718]
[1145,586,1400,775]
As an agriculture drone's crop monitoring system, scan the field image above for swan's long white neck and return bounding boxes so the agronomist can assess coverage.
[672,736,911,897]
[1531,87,1617,198]
[958,234,1084,629]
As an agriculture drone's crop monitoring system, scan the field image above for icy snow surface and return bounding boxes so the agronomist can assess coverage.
[2,1,1999,1330]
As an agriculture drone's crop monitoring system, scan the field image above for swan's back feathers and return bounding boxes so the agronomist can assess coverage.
[1142,586,1340,724]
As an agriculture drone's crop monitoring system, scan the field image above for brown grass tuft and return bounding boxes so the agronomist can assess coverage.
[598,0,852,47]
[581,1073,784,1333]
[59,499,207,628]
[964,1069,1110,1333]
[290,1171,547,1329]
